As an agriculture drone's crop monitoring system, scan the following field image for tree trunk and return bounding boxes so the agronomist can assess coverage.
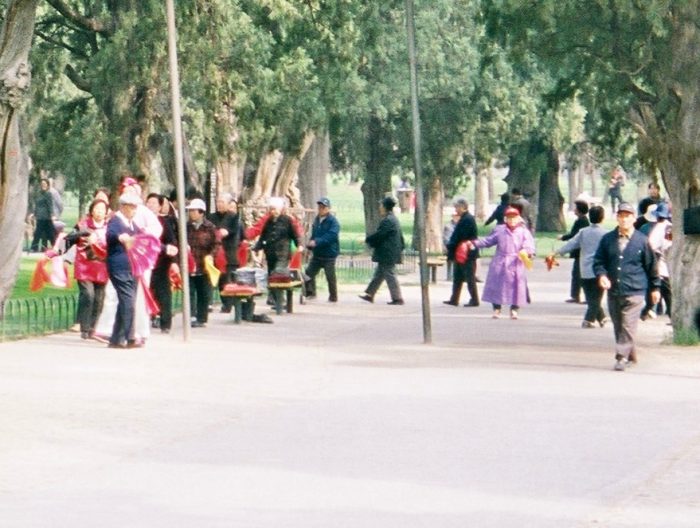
[627,9,700,335]
[473,164,489,221]
[361,115,394,234]
[0,0,38,305]
[298,130,329,209]
[537,146,565,232]
[505,139,542,228]
[274,131,315,209]
[566,158,576,211]
[215,152,246,199]
[243,149,284,206]
[413,177,443,253]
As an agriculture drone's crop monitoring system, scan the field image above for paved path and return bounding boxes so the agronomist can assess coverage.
[1,259,699,527]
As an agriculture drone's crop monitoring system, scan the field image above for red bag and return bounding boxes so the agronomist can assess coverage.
[454,241,469,264]
[214,246,228,273]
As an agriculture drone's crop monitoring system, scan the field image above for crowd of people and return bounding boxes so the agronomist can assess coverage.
[34,174,677,372]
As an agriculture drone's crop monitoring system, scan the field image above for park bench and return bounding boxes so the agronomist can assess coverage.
[220,287,264,324]
[426,256,447,283]
[267,280,303,315]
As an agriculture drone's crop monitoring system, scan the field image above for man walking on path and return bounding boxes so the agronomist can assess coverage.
[359,196,405,305]
[558,200,590,304]
[304,197,340,303]
[444,198,479,307]
[593,203,660,371]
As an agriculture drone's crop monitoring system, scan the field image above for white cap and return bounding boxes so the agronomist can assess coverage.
[268,196,285,210]
[186,198,207,211]
[119,193,142,206]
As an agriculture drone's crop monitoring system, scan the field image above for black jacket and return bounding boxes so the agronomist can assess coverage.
[593,228,660,297]
[210,211,245,268]
[561,215,590,259]
[366,212,404,265]
[446,211,479,261]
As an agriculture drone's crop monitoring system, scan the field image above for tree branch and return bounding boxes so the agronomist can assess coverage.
[35,29,89,59]
[44,0,114,36]
[64,64,92,93]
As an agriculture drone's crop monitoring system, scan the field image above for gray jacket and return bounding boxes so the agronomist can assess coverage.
[556,223,606,279]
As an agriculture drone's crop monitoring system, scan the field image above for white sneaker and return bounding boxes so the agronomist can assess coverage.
[614,359,626,371]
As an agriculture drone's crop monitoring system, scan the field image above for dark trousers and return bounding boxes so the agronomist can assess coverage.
[581,278,606,323]
[304,257,338,301]
[365,262,402,302]
[109,271,137,346]
[31,219,56,251]
[448,259,479,305]
[151,266,173,330]
[642,277,672,317]
[189,274,212,323]
[77,280,106,334]
[570,257,582,301]
[607,294,645,360]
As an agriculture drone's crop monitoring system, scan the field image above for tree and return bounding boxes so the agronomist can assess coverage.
[0,0,38,306]
[484,0,700,335]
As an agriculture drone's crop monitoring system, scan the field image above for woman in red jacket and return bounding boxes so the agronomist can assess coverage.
[66,199,109,340]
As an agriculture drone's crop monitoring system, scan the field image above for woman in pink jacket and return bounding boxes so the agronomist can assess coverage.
[471,206,535,320]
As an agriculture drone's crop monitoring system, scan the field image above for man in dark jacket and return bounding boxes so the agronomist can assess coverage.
[30,178,56,252]
[254,197,303,272]
[106,193,141,348]
[444,198,480,307]
[209,193,245,313]
[304,197,340,302]
[359,196,405,305]
[559,200,590,303]
[186,198,217,327]
[593,203,660,371]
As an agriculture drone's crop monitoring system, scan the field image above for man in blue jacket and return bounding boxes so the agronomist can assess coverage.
[304,197,340,302]
[593,203,660,371]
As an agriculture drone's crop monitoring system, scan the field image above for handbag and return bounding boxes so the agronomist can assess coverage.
[454,241,469,264]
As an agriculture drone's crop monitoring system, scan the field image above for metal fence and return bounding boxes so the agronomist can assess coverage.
[0,296,78,342]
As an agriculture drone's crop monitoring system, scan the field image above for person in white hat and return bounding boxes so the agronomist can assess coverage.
[186,198,217,327]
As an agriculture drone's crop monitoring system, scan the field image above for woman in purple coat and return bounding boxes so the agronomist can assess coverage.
[471,207,535,320]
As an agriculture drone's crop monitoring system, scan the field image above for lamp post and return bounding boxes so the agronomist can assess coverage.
[165,0,192,341]
[405,0,432,344]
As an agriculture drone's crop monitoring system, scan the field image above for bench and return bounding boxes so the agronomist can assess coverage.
[426,257,447,283]
[220,289,263,324]
[267,280,303,315]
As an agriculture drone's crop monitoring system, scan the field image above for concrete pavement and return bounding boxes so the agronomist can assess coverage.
[1,259,699,527]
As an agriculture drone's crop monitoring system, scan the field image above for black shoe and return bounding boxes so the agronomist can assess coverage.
[443,300,458,306]
[191,321,206,328]
[387,299,405,305]
[358,294,374,303]
[220,306,232,314]
[126,340,144,349]
[80,331,89,340]
[107,343,125,349]
[565,298,580,304]
[328,297,338,303]
[463,301,480,307]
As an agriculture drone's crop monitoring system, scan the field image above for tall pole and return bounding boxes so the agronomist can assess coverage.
[166,0,192,342]
[405,0,432,344]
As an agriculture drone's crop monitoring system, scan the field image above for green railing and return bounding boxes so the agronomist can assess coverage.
[0,295,78,342]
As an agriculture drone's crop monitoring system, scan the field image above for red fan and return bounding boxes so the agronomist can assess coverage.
[127,233,161,278]
[289,249,303,270]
